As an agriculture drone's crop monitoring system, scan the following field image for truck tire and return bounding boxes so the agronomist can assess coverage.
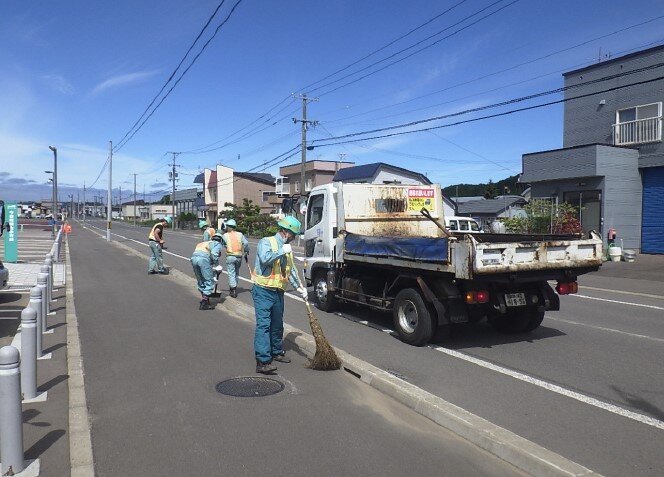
[488,308,544,333]
[313,272,336,313]
[393,288,435,346]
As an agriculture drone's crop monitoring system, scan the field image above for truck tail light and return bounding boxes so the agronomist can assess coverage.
[465,290,489,304]
[556,281,578,295]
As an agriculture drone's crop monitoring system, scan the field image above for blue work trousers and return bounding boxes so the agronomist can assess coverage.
[191,253,215,297]
[226,255,242,288]
[148,241,164,272]
[252,285,285,363]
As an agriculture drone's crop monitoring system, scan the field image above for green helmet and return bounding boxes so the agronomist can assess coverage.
[277,216,302,235]
[163,216,173,225]
[226,219,237,228]
[212,233,223,242]
[199,219,208,229]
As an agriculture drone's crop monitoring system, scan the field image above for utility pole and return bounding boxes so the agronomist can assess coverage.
[107,141,112,242]
[77,191,80,218]
[166,152,181,229]
[133,173,137,226]
[292,94,318,203]
[83,182,86,221]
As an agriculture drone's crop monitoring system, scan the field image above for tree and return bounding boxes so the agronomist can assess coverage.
[159,194,170,205]
[502,199,582,234]
[484,180,497,199]
[223,199,278,237]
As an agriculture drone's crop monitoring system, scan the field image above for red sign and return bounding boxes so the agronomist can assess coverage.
[408,188,434,198]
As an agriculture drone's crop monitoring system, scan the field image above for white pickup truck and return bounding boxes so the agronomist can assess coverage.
[301,183,602,346]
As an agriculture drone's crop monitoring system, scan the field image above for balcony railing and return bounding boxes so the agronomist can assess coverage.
[613,116,662,145]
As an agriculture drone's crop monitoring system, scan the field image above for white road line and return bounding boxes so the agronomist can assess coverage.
[581,285,664,301]
[547,317,664,343]
[429,345,664,431]
[570,294,664,311]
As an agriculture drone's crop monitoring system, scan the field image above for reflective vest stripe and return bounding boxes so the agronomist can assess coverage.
[225,231,243,256]
[194,241,212,254]
[252,237,292,290]
[148,223,161,241]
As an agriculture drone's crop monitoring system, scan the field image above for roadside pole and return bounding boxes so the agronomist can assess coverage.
[107,141,112,242]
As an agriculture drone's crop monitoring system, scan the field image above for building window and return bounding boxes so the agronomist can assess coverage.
[306,194,325,229]
[294,181,300,193]
[614,102,662,145]
[305,178,313,192]
[262,191,275,203]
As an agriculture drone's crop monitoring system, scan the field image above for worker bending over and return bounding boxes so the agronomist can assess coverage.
[148,216,171,274]
[221,219,249,298]
[251,216,307,374]
[190,233,223,310]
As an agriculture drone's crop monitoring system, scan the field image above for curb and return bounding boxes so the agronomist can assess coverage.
[65,237,96,477]
[83,225,600,477]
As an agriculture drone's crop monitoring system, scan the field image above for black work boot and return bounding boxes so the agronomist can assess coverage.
[230,288,237,298]
[272,353,291,363]
[256,361,277,374]
[199,298,214,310]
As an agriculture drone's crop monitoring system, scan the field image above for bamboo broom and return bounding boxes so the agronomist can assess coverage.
[298,268,341,371]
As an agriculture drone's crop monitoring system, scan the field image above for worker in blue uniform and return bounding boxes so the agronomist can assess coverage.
[251,216,308,374]
[148,216,171,274]
[191,233,223,310]
[201,219,216,241]
[221,219,249,298]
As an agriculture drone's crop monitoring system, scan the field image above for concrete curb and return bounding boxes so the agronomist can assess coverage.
[65,237,96,477]
[85,226,600,477]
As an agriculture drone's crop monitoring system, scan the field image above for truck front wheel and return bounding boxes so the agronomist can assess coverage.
[313,272,336,313]
[393,288,435,346]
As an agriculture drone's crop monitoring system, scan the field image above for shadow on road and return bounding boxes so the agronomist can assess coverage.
[610,384,664,421]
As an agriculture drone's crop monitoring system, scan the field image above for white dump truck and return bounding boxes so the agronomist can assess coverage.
[301,183,603,346]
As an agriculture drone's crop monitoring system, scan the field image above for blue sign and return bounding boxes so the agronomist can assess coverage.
[3,202,18,263]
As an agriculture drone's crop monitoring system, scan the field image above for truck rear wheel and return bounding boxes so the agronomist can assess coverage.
[393,288,435,346]
[313,272,336,313]
[488,309,544,333]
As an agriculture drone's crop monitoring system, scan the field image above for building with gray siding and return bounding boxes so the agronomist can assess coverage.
[521,44,664,253]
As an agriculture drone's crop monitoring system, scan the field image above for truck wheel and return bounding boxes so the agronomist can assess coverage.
[393,288,435,346]
[313,272,336,313]
[488,309,544,333]
[522,310,545,332]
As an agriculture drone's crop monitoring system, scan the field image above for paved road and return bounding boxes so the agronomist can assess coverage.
[69,223,523,476]
[81,219,664,476]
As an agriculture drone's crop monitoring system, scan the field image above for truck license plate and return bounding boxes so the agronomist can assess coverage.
[505,293,526,307]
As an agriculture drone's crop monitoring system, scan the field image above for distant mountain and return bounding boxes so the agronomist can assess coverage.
[443,174,528,199]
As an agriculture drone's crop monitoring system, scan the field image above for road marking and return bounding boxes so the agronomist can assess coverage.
[570,294,664,311]
[429,345,664,431]
[547,317,664,343]
[580,285,664,301]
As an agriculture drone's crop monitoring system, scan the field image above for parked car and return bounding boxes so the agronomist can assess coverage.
[0,260,8,290]
[444,216,483,233]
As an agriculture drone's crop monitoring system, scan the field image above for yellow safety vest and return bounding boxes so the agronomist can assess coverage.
[224,231,244,256]
[206,226,216,237]
[252,237,293,290]
[194,241,212,254]
[148,223,163,241]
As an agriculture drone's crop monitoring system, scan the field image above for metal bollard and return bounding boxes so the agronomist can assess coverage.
[41,263,51,307]
[29,287,43,358]
[0,346,25,475]
[38,272,50,322]
[19,307,38,400]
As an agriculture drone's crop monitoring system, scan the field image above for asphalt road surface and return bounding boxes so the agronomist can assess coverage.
[69,222,524,476]
[80,219,664,476]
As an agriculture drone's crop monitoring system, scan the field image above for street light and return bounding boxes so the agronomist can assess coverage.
[48,146,58,236]
[45,170,55,237]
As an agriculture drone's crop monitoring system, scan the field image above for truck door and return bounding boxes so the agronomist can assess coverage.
[304,191,328,259]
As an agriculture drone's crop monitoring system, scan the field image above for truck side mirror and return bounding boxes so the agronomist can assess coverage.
[281,198,292,214]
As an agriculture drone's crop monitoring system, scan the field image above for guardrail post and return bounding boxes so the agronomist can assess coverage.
[41,262,51,308]
[0,346,25,475]
[29,287,43,358]
[38,272,50,324]
[19,307,38,401]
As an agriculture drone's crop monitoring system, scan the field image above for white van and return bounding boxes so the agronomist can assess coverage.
[445,216,482,233]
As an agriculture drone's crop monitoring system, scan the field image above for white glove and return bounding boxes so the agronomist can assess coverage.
[282,243,292,254]
[298,287,308,300]
[214,265,223,272]
[213,276,218,283]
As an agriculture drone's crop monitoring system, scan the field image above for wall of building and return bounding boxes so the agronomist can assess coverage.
[562,47,664,168]
[372,169,426,185]
[233,177,273,214]
[522,145,599,182]
[216,165,234,212]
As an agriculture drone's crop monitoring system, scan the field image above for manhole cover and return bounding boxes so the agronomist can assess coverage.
[215,377,284,397]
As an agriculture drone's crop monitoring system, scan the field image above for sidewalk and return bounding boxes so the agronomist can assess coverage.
[68,226,523,476]
[579,253,664,296]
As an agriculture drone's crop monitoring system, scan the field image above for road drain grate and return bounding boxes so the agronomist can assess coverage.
[215,377,285,397]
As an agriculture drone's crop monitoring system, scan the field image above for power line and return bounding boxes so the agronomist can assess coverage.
[310,74,664,148]
[88,157,110,189]
[113,0,245,153]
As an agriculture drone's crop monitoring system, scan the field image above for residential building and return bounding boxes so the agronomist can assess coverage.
[172,188,203,217]
[332,162,457,218]
[280,160,355,195]
[194,166,276,226]
[456,195,527,229]
[149,204,171,220]
[120,200,150,220]
[521,44,664,253]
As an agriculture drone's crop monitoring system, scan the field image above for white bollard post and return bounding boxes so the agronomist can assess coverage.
[19,307,38,401]
[29,287,43,358]
[46,253,54,292]
[38,272,50,321]
[41,263,51,307]
[0,346,25,475]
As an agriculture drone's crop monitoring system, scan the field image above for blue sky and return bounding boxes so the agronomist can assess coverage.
[1,0,664,202]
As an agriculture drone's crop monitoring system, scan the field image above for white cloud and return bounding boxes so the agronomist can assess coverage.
[91,70,159,95]
[42,74,74,95]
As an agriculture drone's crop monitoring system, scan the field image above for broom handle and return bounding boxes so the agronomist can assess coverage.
[294,263,313,313]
